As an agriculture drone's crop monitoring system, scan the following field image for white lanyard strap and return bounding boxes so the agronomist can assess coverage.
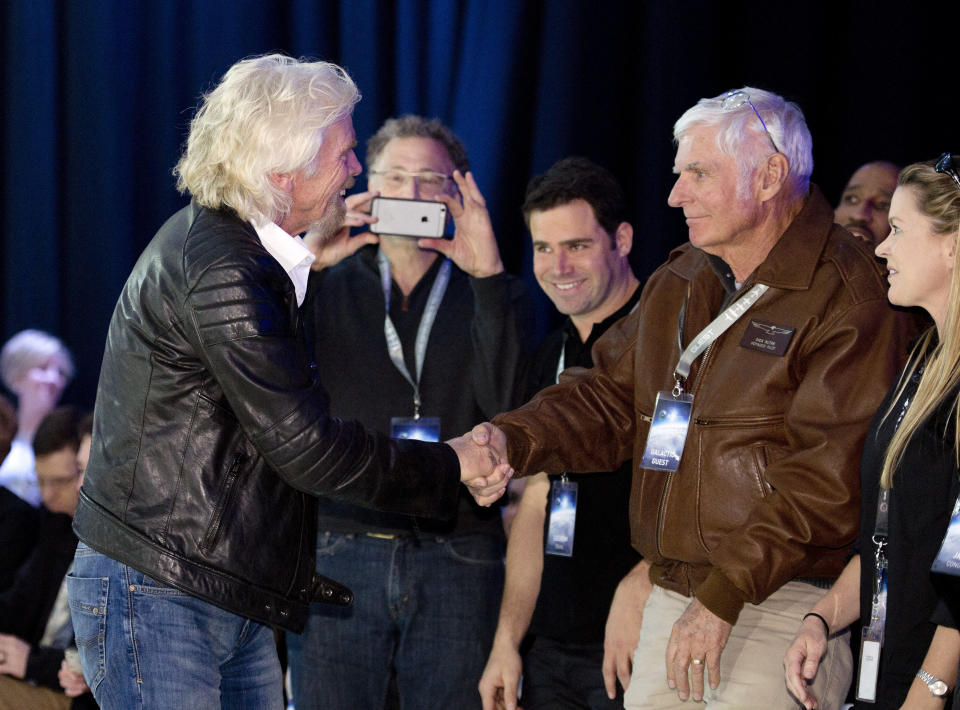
[378,249,452,418]
[672,283,768,394]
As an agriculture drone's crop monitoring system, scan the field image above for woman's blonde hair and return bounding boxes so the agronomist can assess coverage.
[881,159,960,488]
[173,54,360,225]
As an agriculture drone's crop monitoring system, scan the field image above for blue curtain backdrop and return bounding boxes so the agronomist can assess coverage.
[1,0,955,408]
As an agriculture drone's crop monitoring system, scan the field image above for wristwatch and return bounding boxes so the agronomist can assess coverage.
[916,668,949,697]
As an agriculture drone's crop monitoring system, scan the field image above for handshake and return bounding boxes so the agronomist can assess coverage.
[446,423,513,506]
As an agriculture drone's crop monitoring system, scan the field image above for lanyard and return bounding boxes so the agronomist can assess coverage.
[554,331,570,384]
[377,249,452,418]
[672,283,768,395]
[869,382,916,626]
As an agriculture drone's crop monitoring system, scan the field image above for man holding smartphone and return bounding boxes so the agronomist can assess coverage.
[291,115,532,710]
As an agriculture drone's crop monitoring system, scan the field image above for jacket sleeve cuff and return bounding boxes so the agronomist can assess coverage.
[25,646,64,691]
[469,272,509,310]
[695,570,748,626]
[490,417,536,475]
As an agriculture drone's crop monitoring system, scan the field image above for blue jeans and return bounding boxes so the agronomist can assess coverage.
[66,542,282,709]
[286,531,504,710]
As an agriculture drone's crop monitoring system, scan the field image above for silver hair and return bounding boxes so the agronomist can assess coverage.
[0,329,75,392]
[365,115,470,174]
[673,86,813,199]
[174,54,361,225]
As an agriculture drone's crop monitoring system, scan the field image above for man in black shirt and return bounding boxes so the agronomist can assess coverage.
[479,157,648,710]
[289,115,531,710]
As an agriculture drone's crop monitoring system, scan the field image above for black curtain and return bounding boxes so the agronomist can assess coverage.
[1,0,955,408]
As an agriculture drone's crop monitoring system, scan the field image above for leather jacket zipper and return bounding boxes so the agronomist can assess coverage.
[655,340,716,557]
[200,454,245,552]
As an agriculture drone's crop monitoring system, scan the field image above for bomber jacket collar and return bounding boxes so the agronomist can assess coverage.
[667,185,835,292]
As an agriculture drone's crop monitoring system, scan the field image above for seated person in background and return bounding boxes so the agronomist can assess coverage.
[0,394,40,591]
[834,161,899,246]
[0,396,14,458]
[0,406,96,710]
[0,330,75,506]
[479,157,645,710]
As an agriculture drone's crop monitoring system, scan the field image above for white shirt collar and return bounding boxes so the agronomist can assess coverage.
[252,221,316,306]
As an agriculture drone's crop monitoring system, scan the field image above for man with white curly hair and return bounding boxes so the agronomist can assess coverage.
[66,54,510,709]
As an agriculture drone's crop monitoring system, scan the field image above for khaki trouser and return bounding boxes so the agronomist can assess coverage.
[0,674,72,710]
[624,582,852,709]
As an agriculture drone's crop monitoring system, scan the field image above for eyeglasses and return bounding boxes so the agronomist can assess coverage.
[368,170,453,195]
[935,152,960,192]
[720,90,781,154]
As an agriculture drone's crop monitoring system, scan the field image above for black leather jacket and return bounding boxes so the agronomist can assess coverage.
[73,203,461,632]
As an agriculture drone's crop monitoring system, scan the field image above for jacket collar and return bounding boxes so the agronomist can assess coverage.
[667,185,835,292]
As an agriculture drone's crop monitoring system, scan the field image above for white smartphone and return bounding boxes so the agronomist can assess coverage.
[370,197,447,238]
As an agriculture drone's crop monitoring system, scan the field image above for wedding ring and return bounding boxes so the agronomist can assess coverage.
[691,658,704,665]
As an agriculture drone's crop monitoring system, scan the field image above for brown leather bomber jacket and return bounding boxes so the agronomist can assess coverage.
[494,186,922,625]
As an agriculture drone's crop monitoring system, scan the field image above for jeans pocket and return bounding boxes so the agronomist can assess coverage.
[317,531,355,556]
[442,534,504,565]
[127,569,189,595]
[66,574,109,692]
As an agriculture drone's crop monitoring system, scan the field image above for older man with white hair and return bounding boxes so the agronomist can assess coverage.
[458,87,919,708]
[67,55,509,709]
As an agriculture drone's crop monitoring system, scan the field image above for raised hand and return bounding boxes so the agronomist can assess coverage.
[418,171,504,278]
[665,598,732,702]
[305,190,380,271]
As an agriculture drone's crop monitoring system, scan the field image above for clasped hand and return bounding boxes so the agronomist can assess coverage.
[448,422,512,506]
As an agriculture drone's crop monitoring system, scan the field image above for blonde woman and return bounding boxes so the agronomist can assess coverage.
[784,155,960,709]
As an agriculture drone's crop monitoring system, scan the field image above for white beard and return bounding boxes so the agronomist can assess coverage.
[304,198,347,246]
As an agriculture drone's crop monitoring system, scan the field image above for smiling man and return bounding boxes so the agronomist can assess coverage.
[479,157,643,710]
[67,57,511,709]
[461,87,920,708]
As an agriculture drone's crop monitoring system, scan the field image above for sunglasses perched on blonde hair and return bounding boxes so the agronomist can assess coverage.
[935,152,960,192]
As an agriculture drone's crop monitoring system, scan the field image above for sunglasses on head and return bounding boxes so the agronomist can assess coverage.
[935,152,960,192]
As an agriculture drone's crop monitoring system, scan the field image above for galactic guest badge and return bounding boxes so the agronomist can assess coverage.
[739,320,796,356]
[640,392,694,472]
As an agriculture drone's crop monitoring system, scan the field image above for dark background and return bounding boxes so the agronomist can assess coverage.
[1,0,954,408]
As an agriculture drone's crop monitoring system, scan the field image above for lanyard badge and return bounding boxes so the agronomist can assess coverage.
[640,391,694,472]
[641,283,768,473]
[932,493,960,576]
[856,548,887,703]
[545,475,578,557]
[856,488,891,703]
